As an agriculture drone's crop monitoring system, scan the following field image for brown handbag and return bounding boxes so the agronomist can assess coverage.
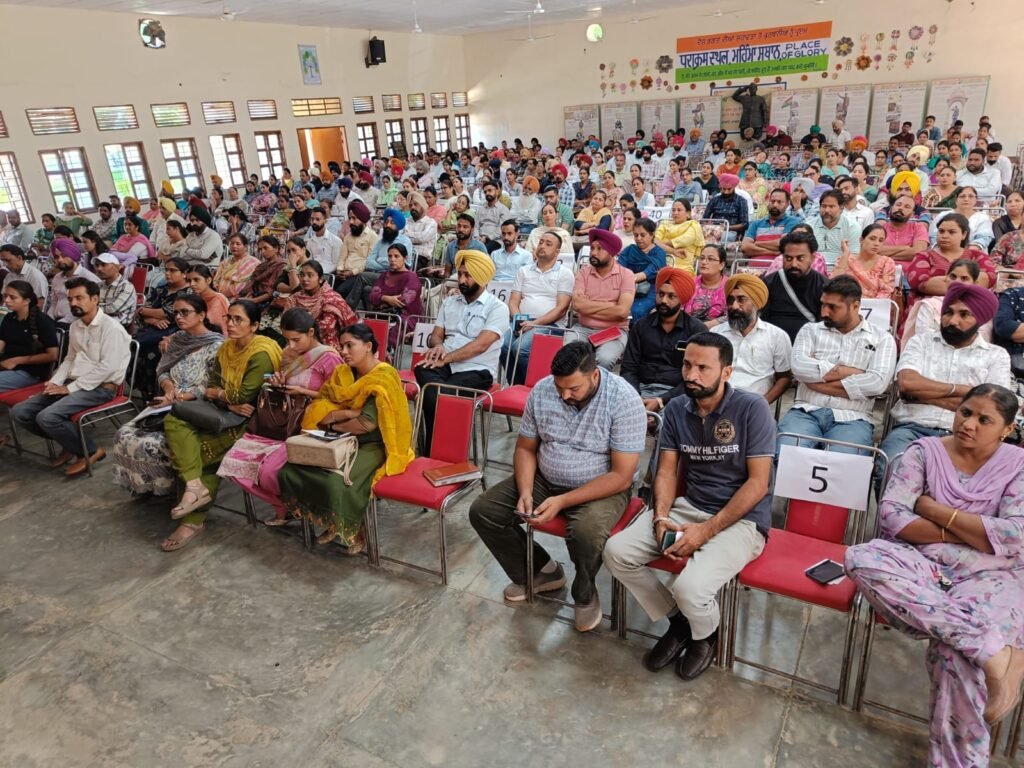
[247,386,309,441]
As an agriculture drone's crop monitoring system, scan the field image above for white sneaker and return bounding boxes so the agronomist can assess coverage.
[502,563,567,602]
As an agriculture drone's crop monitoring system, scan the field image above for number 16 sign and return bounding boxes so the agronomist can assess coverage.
[774,444,875,511]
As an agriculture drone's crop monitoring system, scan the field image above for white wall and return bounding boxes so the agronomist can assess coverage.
[0,4,467,221]
[462,0,1024,148]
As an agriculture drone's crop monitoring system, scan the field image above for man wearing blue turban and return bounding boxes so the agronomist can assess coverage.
[346,208,413,310]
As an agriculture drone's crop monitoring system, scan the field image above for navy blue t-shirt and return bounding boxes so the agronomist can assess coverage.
[660,383,775,535]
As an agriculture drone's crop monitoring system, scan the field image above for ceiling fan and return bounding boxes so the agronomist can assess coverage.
[505,0,546,14]
[218,2,244,21]
[510,12,555,41]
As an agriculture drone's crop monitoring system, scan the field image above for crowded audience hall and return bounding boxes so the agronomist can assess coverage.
[4,1,1024,766]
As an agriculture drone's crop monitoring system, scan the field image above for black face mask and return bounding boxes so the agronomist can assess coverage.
[941,322,979,346]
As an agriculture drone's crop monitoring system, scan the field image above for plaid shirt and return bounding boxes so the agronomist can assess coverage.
[704,192,749,229]
[99,275,138,327]
[556,181,576,211]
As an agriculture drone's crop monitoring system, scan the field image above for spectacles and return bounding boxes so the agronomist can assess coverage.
[699,256,721,263]
[173,309,196,317]
[224,316,247,325]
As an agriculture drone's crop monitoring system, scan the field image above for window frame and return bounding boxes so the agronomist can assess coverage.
[410,117,429,155]
[26,107,80,136]
[254,130,287,180]
[150,102,191,128]
[356,123,380,158]
[93,104,140,132]
[454,114,472,151]
[209,133,248,187]
[104,142,154,201]
[160,137,204,195]
[432,115,451,153]
[0,152,34,222]
[38,147,98,212]
[247,99,278,121]
[384,119,406,156]
[201,100,238,125]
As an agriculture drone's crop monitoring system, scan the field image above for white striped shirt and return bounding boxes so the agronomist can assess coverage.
[791,319,897,423]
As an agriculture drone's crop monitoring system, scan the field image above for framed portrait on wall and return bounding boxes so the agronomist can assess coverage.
[298,45,322,86]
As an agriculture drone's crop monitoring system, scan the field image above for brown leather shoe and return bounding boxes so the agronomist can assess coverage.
[64,448,106,477]
[50,450,74,469]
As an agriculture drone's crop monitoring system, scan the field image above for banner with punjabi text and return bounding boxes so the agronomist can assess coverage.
[676,22,832,84]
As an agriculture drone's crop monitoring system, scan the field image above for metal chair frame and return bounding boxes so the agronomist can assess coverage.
[3,327,66,459]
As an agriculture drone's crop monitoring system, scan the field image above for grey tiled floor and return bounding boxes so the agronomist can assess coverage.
[0,424,1017,767]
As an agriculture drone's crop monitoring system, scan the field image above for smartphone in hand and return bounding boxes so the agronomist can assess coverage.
[660,530,678,551]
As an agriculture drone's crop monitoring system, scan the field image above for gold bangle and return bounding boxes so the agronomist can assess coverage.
[941,527,946,543]
[945,509,959,530]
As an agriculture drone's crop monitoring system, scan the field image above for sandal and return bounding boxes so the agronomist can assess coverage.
[171,486,212,519]
[160,523,205,552]
[264,516,294,527]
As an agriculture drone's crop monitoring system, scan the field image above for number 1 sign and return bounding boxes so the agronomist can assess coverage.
[775,444,875,512]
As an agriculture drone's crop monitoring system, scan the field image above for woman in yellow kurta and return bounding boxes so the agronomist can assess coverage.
[654,199,706,271]
[278,323,413,553]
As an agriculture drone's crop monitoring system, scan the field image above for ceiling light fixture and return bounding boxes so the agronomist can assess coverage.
[412,0,423,32]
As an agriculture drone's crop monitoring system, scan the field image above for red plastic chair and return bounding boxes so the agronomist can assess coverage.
[0,383,48,455]
[724,434,887,705]
[491,330,567,417]
[130,267,147,306]
[368,382,493,584]
[65,339,141,476]
[357,311,399,363]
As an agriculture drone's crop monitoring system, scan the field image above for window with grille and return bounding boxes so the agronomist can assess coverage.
[432,116,451,153]
[0,112,8,139]
[254,131,286,179]
[454,114,472,150]
[0,153,33,222]
[452,91,469,108]
[352,96,375,115]
[291,98,342,117]
[160,138,203,193]
[247,99,278,120]
[202,100,237,125]
[356,123,380,158]
[93,105,139,131]
[104,143,153,200]
[408,93,426,111]
[382,94,402,112]
[26,107,80,136]
[39,147,97,211]
[151,102,191,128]
[430,92,448,109]
[209,134,247,186]
[385,120,405,155]
[410,118,429,155]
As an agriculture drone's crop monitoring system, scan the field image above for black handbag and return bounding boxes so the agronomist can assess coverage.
[247,386,309,441]
[171,399,248,432]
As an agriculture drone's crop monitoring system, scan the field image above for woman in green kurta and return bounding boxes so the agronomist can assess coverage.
[161,299,282,551]
[279,323,414,554]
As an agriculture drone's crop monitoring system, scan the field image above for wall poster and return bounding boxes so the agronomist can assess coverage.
[818,84,872,139]
[600,102,639,145]
[926,77,990,132]
[640,100,677,138]
[677,95,722,137]
[768,88,819,142]
[563,104,600,142]
[868,81,928,144]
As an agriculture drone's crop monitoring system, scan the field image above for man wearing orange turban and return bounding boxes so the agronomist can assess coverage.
[620,266,705,403]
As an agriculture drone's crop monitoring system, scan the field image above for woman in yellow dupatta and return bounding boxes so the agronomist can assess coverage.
[279,323,413,553]
[161,299,282,552]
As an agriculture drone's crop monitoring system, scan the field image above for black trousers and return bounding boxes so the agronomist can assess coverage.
[413,364,492,455]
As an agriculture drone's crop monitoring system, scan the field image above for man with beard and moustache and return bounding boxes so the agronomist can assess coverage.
[882,282,1008,465]
[13,278,131,477]
[333,177,356,221]
[356,171,379,210]
[404,191,438,270]
[777,275,896,455]
[703,174,749,243]
[604,332,774,681]
[91,202,118,246]
[348,208,412,310]
[957,148,1002,199]
[93,253,137,327]
[335,200,377,298]
[877,194,929,262]
[305,207,342,274]
[806,190,860,268]
[760,230,827,342]
[476,180,511,252]
[470,341,646,631]
[181,206,222,268]
[440,212,486,279]
[621,266,704,402]
[572,228,635,370]
[46,239,100,326]
[739,188,799,258]
[414,249,509,454]
[835,176,874,232]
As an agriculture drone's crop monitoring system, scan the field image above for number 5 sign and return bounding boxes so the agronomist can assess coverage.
[775,444,875,511]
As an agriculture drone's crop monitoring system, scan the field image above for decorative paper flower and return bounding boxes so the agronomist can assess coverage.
[640,74,653,90]
[834,36,854,56]
[887,53,897,62]
[875,32,885,43]
[599,63,606,70]
[629,58,639,69]
[855,55,872,70]
[891,29,900,39]
[929,24,938,34]
[775,76,782,83]
[656,55,672,73]
[909,25,924,40]
[821,72,829,79]
[690,83,697,90]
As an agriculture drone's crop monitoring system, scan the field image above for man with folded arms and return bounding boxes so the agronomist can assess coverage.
[883,283,1009,463]
[94,253,138,327]
[571,228,634,370]
[13,278,131,477]
[604,332,773,680]
[470,341,646,631]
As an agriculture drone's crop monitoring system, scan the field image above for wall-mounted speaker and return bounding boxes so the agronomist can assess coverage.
[365,36,386,68]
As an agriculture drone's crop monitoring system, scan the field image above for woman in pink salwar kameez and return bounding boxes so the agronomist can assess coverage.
[846,383,1024,768]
